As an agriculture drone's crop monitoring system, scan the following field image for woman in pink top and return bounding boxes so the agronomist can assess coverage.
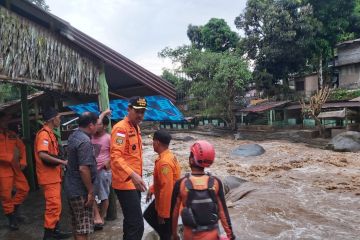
[91,110,112,229]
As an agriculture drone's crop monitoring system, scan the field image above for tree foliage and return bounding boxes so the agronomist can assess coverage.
[235,0,319,96]
[306,0,358,47]
[160,18,250,129]
[0,83,20,103]
[187,18,239,52]
[236,0,360,97]
[161,70,191,101]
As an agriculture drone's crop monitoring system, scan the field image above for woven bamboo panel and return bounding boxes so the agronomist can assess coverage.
[0,6,99,94]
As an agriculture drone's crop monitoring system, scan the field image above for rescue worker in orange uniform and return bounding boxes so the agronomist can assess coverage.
[34,107,71,240]
[0,111,29,230]
[144,129,181,240]
[110,96,147,240]
[171,140,236,240]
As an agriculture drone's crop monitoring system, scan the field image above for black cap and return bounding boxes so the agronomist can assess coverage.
[43,107,58,121]
[128,96,147,109]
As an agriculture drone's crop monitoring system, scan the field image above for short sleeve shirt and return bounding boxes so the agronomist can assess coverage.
[91,133,110,170]
[34,126,61,185]
[64,129,97,198]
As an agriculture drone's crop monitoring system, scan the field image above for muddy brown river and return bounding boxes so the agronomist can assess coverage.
[0,132,359,239]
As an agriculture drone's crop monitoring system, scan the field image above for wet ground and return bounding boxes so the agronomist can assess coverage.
[1,131,359,239]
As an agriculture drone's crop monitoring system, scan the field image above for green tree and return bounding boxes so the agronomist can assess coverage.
[160,48,251,129]
[161,70,191,101]
[0,83,20,103]
[305,0,358,87]
[235,0,318,96]
[160,18,251,129]
[187,18,239,52]
[236,0,360,95]
[350,0,360,34]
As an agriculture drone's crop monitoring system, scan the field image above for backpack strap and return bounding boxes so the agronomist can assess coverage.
[207,175,217,203]
[184,173,193,190]
[184,173,194,207]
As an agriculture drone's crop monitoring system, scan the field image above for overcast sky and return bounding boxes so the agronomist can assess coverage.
[46,0,247,75]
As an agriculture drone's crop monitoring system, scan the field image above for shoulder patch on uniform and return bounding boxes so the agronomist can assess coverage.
[116,131,126,138]
[161,166,169,175]
[116,137,124,145]
[43,140,49,146]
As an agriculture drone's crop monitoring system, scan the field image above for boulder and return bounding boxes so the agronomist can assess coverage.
[222,176,247,194]
[327,131,360,152]
[172,135,195,142]
[231,144,265,157]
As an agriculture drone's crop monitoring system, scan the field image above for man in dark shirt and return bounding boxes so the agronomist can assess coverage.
[64,112,98,240]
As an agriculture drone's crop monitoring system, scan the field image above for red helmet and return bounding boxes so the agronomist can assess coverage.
[190,140,215,168]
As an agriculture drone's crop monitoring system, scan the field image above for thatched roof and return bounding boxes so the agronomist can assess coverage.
[0,6,99,94]
[0,0,176,100]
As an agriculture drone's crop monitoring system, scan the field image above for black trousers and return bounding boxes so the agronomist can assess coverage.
[143,200,171,240]
[115,190,144,240]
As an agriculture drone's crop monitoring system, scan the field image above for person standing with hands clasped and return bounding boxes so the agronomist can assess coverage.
[110,96,147,240]
[34,107,71,240]
[64,112,98,240]
[144,129,181,240]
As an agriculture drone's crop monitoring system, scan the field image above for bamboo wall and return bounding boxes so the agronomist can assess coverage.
[0,6,99,94]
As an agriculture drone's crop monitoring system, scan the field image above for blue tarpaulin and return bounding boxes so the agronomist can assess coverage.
[68,96,184,122]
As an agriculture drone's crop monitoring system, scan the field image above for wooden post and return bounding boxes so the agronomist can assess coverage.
[269,110,273,125]
[344,108,348,127]
[20,85,36,190]
[98,71,117,220]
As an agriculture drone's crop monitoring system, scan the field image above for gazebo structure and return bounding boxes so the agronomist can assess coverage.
[0,0,175,192]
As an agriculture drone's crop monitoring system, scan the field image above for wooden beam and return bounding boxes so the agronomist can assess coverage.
[0,75,62,89]
[109,91,127,99]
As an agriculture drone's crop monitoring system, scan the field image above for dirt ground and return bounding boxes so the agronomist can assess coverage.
[0,130,359,239]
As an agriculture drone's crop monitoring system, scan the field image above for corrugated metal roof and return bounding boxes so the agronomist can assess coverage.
[350,96,360,102]
[336,38,360,48]
[318,109,346,119]
[287,101,360,110]
[0,0,176,101]
[240,101,290,113]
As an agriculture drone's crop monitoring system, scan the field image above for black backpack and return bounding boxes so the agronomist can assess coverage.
[181,173,219,232]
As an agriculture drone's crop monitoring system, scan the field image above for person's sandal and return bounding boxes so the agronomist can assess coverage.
[94,223,104,231]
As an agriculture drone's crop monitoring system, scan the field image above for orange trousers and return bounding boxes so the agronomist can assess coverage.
[183,227,219,240]
[0,168,30,215]
[41,182,62,229]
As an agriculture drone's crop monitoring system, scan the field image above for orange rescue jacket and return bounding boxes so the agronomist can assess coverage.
[0,130,26,177]
[34,125,61,185]
[110,117,143,190]
[171,174,235,240]
[149,149,181,218]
